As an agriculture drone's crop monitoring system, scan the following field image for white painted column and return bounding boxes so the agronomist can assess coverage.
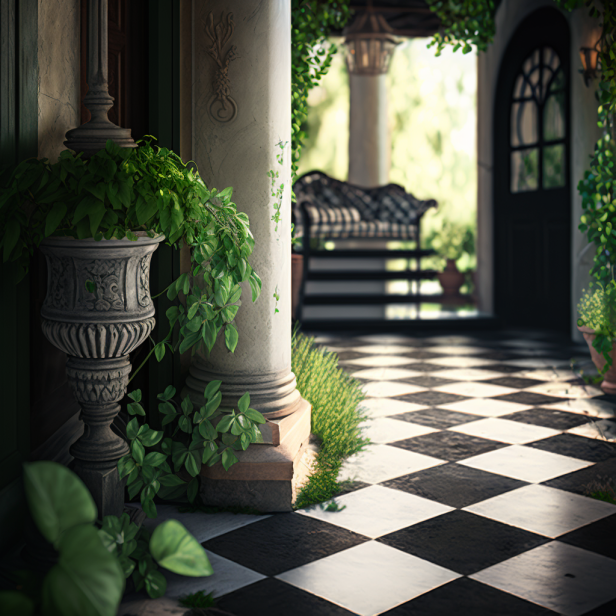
[348,73,390,187]
[184,0,311,511]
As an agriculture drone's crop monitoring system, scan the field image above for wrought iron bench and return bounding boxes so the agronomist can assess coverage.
[292,170,439,322]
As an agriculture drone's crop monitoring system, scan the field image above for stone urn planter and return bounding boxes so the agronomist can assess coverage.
[437,258,465,297]
[39,234,164,517]
[577,325,616,395]
[291,253,304,320]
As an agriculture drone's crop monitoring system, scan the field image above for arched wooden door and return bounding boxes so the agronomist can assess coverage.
[493,8,571,331]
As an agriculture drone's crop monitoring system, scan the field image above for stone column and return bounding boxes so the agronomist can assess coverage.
[348,73,390,187]
[184,0,311,512]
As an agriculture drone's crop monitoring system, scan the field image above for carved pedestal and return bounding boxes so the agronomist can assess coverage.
[40,235,163,518]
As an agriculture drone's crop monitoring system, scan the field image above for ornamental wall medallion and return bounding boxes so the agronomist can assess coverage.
[204,11,238,123]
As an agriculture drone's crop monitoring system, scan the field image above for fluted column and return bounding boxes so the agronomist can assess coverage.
[184,0,311,511]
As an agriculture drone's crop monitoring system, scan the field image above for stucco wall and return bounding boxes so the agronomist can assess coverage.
[476,0,601,340]
[37,0,80,162]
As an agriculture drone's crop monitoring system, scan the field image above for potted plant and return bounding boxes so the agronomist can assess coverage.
[577,279,616,394]
[0,138,261,517]
[428,221,475,297]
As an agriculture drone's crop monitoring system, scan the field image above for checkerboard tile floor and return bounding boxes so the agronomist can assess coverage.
[150,332,616,616]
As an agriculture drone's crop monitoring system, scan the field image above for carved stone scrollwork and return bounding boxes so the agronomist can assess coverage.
[137,253,153,308]
[205,12,238,123]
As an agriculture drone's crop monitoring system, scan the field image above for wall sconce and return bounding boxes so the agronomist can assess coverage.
[580,39,601,87]
[343,8,400,76]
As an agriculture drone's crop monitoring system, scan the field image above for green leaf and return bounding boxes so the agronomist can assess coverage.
[224,323,239,352]
[132,440,145,465]
[118,456,136,480]
[0,591,35,616]
[127,390,142,403]
[187,477,200,503]
[23,462,97,548]
[243,408,266,424]
[216,414,234,433]
[238,392,250,414]
[144,452,167,468]
[126,418,140,440]
[249,271,262,302]
[159,474,186,487]
[144,570,167,599]
[149,520,213,577]
[140,429,164,447]
[158,385,176,402]
[154,343,166,362]
[185,451,201,477]
[221,448,239,471]
[204,380,222,400]
[127,402,146,416]
[41,524,125,616]
[44,203,68,237]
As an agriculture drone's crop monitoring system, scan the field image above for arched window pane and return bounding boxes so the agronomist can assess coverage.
[543,144,565,188]
[511,148,539,192]
[511,101,538,146]
[544,93,565,141]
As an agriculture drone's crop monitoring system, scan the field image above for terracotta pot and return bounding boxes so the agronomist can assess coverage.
[291,253,304,320]
[437,259,465,297]
[577,325,616,395]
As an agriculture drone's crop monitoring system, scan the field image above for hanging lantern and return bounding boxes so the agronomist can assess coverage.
[343,9,400,76]
[579,37,601,87]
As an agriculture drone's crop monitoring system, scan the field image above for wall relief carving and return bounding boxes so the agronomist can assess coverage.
[204,11,238,123]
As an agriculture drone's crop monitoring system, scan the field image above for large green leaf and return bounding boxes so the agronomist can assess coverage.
[149,520,213,577]
[23,462,97,548]
[41,525,125,616]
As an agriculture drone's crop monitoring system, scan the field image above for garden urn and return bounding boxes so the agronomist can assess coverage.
[437,258,465,297]
[39,234,164,517]
[577,326,616,395]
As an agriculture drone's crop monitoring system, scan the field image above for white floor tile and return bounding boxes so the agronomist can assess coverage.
[459,445,593,483]
[470,541,616,616]
[356,335,414,344]
[543,398,616,418]
[430,368,509,382]
[450,418,560,444]
[351,345,418,355]
[298,485,452,539]
[359,398,430,419]
[352,367,423,381]
[434,382,516,398]
[165,551,265,599]
[427,356,496,368]
[423,345,487,356]
[143,504,269,543]
[362,417,436,444]
[363,381,427,398]
[525,381,603,399]
[343,355,417,368]
[277,541,460,616]
[465,484,616,538]
[338,444,445,484]
[567,419,616,442]
[440,398,534,417]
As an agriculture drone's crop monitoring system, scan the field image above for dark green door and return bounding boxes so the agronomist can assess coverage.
[493,7,571,331]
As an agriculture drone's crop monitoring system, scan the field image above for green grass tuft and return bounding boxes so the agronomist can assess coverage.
[292,332,369,509]
[179,590,216,609]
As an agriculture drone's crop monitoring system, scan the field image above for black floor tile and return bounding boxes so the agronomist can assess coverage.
[336,351,374,362]
[377,510,549,575]
[393,408,484,429]
[399,391,469,407]
[216,578,357,616]
[202,513,369,576]
[542,458,616,495]
[474,363,528,373]
[526,433,616,462]
[380,462,528,508]
[502,408,591,430]
[559,514,616,560]
[335,480,371,497]
[494,391,567,406]
[402,375,457,388]
[401,350,448,360]
[475,351,523,361]
[380,577,558,616]
[390,431,507,462]
[584,597,616,615]
[399,362,445,373]
[482,376,546,389]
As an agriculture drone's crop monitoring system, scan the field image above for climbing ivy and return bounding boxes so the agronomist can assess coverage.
[291,0,351,180]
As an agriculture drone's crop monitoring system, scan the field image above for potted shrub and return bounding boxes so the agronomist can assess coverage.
[0,138,261,517]
[577,279,616,394]
[428,221,475,297]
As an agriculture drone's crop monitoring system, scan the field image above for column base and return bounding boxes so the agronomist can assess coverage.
[199,398,314,512]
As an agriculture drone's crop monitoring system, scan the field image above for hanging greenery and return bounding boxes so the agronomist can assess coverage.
[291,0,351,180]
